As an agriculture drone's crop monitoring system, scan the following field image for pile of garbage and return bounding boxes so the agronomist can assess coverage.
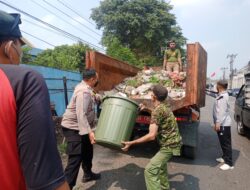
[101,68,187,100]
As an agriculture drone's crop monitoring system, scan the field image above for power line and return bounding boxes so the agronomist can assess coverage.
[23,18,100,47]
[0,0,105,52]
[22,18,78,44]
[29,0,100,42]
[42,0,102,37]
[21,30,56,47]
[23,18,66,36]
[1,0,103,50]
[56,0,97,27]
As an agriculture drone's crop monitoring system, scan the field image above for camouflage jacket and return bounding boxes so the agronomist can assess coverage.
[151,102,182,150]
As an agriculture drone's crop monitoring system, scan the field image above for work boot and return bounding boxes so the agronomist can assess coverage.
[82,172,101,183]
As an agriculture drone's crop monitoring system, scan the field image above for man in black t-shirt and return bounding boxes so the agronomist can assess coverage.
[0,10,69,190]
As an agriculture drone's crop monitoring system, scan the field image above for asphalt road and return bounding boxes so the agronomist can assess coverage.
[73,95,250,190]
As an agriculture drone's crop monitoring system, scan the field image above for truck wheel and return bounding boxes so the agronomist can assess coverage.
[182,145,196,159]
[237,120,245,135]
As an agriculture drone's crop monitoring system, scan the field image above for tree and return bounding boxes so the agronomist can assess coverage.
[91,0,186,65]
[21,46,33,64]
[31,42,91,72]
[105,37,141,67]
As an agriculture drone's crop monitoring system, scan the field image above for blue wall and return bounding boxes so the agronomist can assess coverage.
[22,64,81,116]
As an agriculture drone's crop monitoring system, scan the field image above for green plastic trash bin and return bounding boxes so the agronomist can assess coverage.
[95,95,138,148]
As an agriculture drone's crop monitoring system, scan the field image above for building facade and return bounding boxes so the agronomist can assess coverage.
[232,62,250,89]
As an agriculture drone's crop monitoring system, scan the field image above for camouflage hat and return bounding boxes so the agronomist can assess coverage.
[0,10,26,45]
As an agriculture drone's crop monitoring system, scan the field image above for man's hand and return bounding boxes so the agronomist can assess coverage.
[179,64,183,72]
[163,60,166,70]
[139,103,146,111]
[213,123,220,132]
[121,141,133,152]
[89,131,96,144]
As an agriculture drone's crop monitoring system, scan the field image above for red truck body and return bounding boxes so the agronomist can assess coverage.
[86,42,207,158]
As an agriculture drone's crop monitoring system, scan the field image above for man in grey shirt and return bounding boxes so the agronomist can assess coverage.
[61,69,100,189]
[213,80,233,170]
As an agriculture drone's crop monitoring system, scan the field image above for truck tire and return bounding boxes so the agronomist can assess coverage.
[237,120,245,135]
[182,145,197,159]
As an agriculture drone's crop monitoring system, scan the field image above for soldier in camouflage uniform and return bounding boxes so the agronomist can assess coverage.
[122,84,182,190]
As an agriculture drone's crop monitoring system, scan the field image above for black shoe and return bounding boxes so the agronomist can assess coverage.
[82,172,101,183]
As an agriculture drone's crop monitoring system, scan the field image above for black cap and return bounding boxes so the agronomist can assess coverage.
[82,69,96,80]
[0,10,22,41]
[217,80,228,89]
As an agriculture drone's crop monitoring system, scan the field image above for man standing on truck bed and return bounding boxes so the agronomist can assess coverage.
[61,69,101,189]
[0,10,70,190]
[163,40,182,72]
[213,80,234,170]
[122,84,182,190]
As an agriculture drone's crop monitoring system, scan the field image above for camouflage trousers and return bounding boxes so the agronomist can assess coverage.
[144,148,173,190]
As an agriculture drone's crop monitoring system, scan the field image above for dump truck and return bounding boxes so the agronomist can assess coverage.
[86,42,207,158]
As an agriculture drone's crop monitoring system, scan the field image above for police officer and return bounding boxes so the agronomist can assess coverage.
[61,69,101,190]
[0,10,70,189]
[122,84,182,190]
[213,80,234,170]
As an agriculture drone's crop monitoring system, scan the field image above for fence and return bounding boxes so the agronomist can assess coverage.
[22,64,81,116]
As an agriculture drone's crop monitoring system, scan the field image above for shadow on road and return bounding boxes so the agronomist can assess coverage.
[172,121,240,167]
[169,172,200,190]
[85,163,200,190]
[232,149,240,166]
[86,163,146,190]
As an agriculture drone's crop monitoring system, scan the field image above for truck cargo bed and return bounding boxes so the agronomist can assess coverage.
[86,42,207,111]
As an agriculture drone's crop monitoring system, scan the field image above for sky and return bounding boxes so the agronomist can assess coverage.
[0,0,250,79]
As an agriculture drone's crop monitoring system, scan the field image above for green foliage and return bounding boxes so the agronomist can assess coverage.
[126,78,141,87]
[21,46,33,64]
[31,42,91,72]
[149,76,173,86]
[162,79,173,87]
[105,37,141,67]
[139,56,160,66]
[58,142,67,155]
[149,75,160,84]
[91,0,186,65]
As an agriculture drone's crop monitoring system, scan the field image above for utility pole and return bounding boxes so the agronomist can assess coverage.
[221,67,228,80]
[227,54,237,89]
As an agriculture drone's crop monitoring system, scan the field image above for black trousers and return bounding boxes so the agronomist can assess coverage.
[62,127,93,189]
[217,126,233,166]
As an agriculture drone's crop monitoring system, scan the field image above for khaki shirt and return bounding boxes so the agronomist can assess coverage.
[61,81,96,135]
[164,48,181,62]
